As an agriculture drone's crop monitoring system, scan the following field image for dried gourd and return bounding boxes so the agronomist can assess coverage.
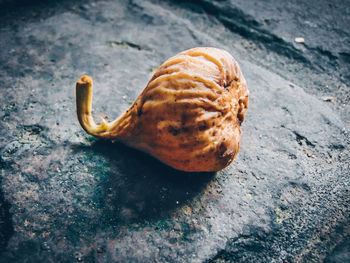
[76,47,249,172]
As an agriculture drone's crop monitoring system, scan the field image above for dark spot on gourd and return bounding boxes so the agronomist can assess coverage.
[168,126,179,136]
[198,122,209,131]
[217,142,227,158]
[182,127,190,133]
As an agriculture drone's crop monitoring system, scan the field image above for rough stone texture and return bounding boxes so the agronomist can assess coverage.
[0,0,349,262]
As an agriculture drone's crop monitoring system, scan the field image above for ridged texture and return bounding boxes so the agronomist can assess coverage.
[76,47,249,172]
[116,47,248,171]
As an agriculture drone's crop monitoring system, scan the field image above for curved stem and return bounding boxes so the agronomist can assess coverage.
[75,75,110,137]
[75,75,139,139]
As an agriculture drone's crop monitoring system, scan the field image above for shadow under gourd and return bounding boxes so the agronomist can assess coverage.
[85,139,215,225]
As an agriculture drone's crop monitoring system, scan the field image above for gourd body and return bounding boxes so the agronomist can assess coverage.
[76,47,249,172]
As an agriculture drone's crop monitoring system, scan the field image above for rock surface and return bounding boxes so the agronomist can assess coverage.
[0,0,349,262]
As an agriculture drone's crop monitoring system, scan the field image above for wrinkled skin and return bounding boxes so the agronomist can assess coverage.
[76,47,249,172]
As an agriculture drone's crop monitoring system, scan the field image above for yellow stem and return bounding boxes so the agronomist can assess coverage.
[75,75,110,137]
[75,75,138,139]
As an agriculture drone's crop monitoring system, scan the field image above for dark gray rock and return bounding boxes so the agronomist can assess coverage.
[325,237,350,263]
[0,0,349,262]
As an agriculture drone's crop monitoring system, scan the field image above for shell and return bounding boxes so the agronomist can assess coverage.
[76,47,249,172]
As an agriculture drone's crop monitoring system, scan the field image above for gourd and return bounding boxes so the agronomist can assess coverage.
[75,47,249,172]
